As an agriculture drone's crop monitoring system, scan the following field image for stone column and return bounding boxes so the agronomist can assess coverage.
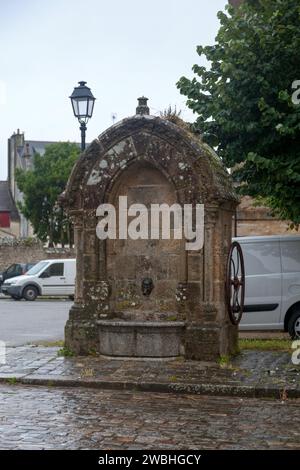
[73,215,84,305]
[65,210,100,354]
[203,205,219,303]
[185,204,223,360]
[217,205,239,356]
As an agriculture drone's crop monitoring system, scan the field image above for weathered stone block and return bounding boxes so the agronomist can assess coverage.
[98,321,185,357]
[188,253,203,281]
[84,230,98,254]
[185,325,221,361]
[83,254,98,280]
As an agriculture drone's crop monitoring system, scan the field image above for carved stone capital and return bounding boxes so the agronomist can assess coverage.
[205,204,219,226]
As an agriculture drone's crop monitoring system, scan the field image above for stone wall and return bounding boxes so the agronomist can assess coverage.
[0,238,75,271]
[0,220,20,239]
[236,196,298,237]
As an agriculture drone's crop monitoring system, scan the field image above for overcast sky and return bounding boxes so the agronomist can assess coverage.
[0,0,227,180]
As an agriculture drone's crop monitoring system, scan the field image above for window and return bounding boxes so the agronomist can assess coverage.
[6,264,16,274]
[242,242,281,276]
[281,241,300,273]
[25,263,35,272]
[27,261,49,276]
[48,263,64,277]
[15,264,23,275]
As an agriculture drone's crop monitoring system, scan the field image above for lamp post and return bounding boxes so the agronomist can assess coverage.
[69,81,96,151]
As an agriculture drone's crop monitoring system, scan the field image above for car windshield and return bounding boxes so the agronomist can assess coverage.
[25,261,49,276]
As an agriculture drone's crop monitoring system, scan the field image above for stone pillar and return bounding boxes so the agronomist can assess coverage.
[73,215,84,304]
[184,204,238,360]
[203,211,217,303]
[217,206,239,356]
[65,211,100,354]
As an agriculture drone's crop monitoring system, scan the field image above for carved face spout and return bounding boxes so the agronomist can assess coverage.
[141,278,154,296]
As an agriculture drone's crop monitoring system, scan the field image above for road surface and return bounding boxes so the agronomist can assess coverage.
[0,297,70,346]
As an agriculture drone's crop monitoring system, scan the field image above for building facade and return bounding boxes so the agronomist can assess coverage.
[7,130,63,237]
[0,181,20,237]
[6,130,82,239]
[236,196,297,237]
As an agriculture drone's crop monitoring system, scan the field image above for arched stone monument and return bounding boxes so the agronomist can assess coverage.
[61,98,239,360]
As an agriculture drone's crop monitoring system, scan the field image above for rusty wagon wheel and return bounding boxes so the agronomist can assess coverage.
[225,241,245,325]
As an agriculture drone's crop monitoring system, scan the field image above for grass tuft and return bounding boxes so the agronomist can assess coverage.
[238,338,292,352]
[57,347,74,357]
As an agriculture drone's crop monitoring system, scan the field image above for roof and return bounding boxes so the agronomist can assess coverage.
[15,140,81,171]
[18,140,57,156]
[0,181,20,220]
[39,259,76,263]
[62,114,238,211]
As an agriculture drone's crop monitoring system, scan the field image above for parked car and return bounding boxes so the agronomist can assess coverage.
[1,259,76,301]
[0,263,36,291]
[236,235,300,338]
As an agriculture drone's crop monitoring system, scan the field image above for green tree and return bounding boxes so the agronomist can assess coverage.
[15,142,80,246]
[177,0,300,227]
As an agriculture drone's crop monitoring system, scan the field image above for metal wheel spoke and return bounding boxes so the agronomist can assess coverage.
[236,249,240,276]
[225,241,245,326]
[231,258,237,278]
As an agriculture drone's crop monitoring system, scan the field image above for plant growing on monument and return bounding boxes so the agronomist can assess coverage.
[177,0,300,227]
[15,142,80,246]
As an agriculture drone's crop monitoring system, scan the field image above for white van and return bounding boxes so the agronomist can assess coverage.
[236,236,300,338]
[1,259,76,301]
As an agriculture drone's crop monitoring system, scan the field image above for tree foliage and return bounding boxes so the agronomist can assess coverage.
[177,0,300,227]
[15,142,80,245]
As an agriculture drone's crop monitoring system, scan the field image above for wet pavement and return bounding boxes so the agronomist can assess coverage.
[0,384,299,450]
[0,346,299,398]
[0,346,299,450]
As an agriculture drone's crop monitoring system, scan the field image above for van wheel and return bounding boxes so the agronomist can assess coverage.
[23,286,38,301]
[287,311,300,339]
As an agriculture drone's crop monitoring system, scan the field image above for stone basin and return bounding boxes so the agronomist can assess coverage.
[97,320,185,358]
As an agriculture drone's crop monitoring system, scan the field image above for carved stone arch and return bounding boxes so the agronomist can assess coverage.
[61,115,235,213]
[80,134,203,210]
[104,157,180,205]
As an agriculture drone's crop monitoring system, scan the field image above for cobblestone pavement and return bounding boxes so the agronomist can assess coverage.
[0,346,299,398]
[0,384,299,450]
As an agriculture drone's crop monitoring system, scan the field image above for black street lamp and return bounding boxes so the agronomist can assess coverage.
[69,81,96,151]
